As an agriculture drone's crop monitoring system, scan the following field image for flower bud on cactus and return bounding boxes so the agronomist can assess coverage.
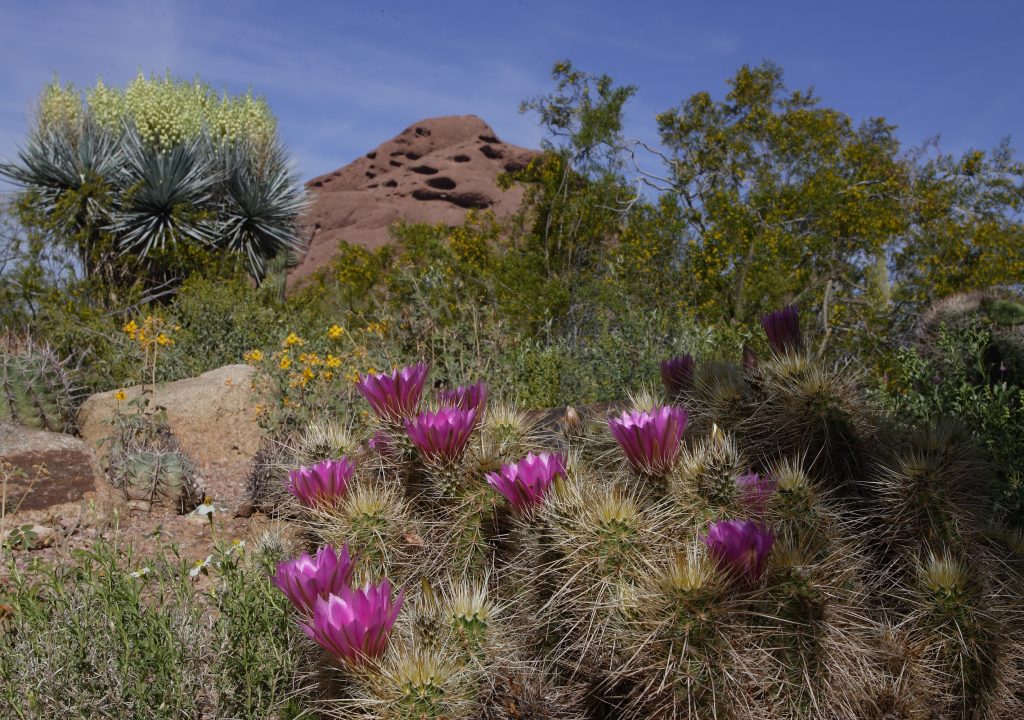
[356,362,429,421]
[736,472,777,515]
[406,407,478,463]
[486,451,566,512]
[301,579,403,665]
[286,457,356,508]
[702,519,774,583]
[660,354,695,396]
[437,380,488,414]
[761,304,803,354]
[273,544,355,616]
[608,405,688,475]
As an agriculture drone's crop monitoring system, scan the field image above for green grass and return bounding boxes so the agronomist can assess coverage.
[0,536,313,719]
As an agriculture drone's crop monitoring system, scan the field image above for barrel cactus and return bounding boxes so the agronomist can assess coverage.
[0,336,76,432]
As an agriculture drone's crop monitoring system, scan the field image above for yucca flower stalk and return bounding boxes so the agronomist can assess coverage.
[356,362,430,421]
[660,354,695,397]
[702,519,774,583]
[301,580,404,666]
[406,407,479,463]
[286,457,356,508]
[761,304,803,354]
[437,380,488,414]
[608,405,689,475]
[273,544,356,616]
[736,472,777,515]
[486,451,566,512]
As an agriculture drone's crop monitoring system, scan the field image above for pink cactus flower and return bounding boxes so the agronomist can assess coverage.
[736,472,777,514]
[702,519,774,583]
[405,407,478,463]
[286,457,356,508]
[272,544,356,616]
[660,354,695,396]
[437,380,488,414]
[486,451,566,511]
[608,405,689,475]
[301,580,403,665]
[761,304,803,354]
[356,363,430,421]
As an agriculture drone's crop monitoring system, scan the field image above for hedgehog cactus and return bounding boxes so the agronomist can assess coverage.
[268,352,1024,719]
[117,449,200,511]
[0,338,76,432]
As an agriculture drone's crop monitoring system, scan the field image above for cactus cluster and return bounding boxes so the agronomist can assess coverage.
[264,309,1024,719]
[0,335,77,432]
[108,411,201,512]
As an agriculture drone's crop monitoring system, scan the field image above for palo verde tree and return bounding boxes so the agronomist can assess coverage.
[0,72,306,304]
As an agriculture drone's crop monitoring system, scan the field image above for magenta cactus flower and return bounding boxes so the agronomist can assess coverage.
[286,457,356,508]
[356,362,430,421]
[486,451,566,511]
[301,580,404,665]
[761,304,803,354]
[437,380,488,414]
[608,405,689,475]
[405,407,478,462]
[660,354,695,396]
[736,472,777,514]
[273,544,356,616]
[702,519,774,583]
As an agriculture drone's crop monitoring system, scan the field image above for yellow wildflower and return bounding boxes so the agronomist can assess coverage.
[122,320,138,336]
[327,324,345,340]
[325,354,342,368]
[156,333,174,347]
[243,349,264,363]
[282,332,304,348]
[302,367,315,381]
[279,355,292,370]
[115,389,127,401]
[320,370,334,381]
[344,370,360,383]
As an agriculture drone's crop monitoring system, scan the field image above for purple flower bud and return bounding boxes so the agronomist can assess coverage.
[736,472,777,514]
[608,405,689,475]
[356,363,430,421]
[301,580,403,665]
[437,381,488,414]
[405,407,478,463]
[273,544,355,616]
[286,457,356,508]
[660,354,695,396]
[761,305,803,354]
[486,451,566,511]
[702,519,774,583]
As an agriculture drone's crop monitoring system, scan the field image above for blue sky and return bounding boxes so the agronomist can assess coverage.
[1,1,1022,182]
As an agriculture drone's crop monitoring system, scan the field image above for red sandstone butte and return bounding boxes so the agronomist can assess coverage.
[289,115,540,287]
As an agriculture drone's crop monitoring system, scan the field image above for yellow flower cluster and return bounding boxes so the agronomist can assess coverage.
[243,349,264,364]
[123,315,177,349]
[327,324,345,340]
[282,332,304,348]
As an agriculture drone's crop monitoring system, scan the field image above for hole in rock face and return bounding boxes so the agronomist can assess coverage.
[404,151,422,160]
[314,222,322,229]
[383,179,398,187]
[478,144,503,159]
[365,171,376,179]
[426,177,456,190]
[415,127,432,137]
[389,160,402,167]
[366,151,377,159]
[411,188,492,209]
[311,180,323,188]
[453,154,471,162]
[367,183,379,188]
[478,134,499,144]
[410,165,439,175]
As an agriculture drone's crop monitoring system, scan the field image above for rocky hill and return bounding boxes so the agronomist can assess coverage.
[290,115,540,286]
